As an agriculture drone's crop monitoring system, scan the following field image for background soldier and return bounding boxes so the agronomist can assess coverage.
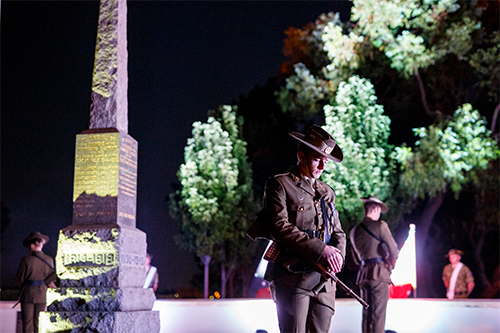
[442,249,474,299]
[16,231,57,333]
[350,196,399,333]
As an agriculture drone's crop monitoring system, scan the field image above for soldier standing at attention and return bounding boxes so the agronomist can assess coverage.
[442,249,474,299]
[350,196,399,333]
[16,231,57,333]
[262,125,346,333]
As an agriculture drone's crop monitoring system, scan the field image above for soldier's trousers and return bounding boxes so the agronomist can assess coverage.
[21,302,46,333]
[270,281,335,333]
[359,280,389,333]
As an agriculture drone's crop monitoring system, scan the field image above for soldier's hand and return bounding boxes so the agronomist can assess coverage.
[321,246,343,273]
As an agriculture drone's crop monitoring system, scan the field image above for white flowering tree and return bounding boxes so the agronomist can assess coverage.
[320,75,396,229]
[170,106,256,298]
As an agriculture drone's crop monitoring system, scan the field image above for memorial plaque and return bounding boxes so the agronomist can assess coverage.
[72,128,137,227]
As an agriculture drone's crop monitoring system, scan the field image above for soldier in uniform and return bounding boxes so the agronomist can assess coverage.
[262,125,346,333]
[350,196,399,333]
[16,231,57,333]
[442,249,474,299]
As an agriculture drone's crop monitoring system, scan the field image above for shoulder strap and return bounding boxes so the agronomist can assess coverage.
[32,253,54,270]
[359,223,382,242]
[320,197,330,241]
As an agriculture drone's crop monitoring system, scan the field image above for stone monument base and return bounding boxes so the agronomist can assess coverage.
[47,287,156,312]
[39,310,160,333]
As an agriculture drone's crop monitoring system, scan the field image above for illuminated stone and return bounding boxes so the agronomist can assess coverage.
[73,129,137,228]
[47,287,155,312]
[89,0,128,134]
[39,310,160,333]
[55,225,146,288]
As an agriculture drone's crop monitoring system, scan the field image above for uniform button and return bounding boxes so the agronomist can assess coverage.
[318,213,322,217]
[298,207,304,211]
[315,202,319,207]
[318,184,323,188]
[295,176,300,181]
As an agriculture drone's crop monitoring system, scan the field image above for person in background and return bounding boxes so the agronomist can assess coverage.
[350,196,399,333]
[144,253,159,292]
[442,249,474,299]
[17,231,57,333]
[262,125,346,333]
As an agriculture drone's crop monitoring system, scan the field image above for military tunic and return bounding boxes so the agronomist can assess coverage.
[350,217,399,333]
[442,263,474,299]
[17,251,56,333]
[263,166,346,333]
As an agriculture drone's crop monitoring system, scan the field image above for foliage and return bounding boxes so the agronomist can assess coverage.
[277,12,346,118]
[469,31,500,101]
[277,63,331,119]
[170,106,256,261]
[395,103,500,198]
[351,0,482,77]
[320,75,397,228]
[278,0,498,122]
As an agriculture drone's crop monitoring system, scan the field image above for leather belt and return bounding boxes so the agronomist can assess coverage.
[24,280,45,286]
[303,229,331,243]
[361,257,383,266]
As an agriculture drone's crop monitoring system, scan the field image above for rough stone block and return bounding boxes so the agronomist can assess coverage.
[47,287,155,312]
[39,310,160,333]
[89,0,128,134]
[72,128,137,228]
[56,225,146,288]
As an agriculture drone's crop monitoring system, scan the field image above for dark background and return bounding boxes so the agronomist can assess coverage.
[1,1,353,295]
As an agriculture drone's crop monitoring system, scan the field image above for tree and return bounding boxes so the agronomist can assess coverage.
[169,106,257,298]
[320,75,397,230]
[394,104,499,296]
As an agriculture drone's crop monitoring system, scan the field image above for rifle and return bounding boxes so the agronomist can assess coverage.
[285,258,369,309]
[312,262,369,309]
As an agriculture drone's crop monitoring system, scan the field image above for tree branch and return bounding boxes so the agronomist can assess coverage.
[416,72,436,117]
[491,101,499,134]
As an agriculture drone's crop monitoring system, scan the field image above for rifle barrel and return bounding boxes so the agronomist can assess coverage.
[315,263,369,309]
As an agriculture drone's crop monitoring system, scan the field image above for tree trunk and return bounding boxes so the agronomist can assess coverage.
[470,226,492,294]
[221,263,227,299]
[416,192,445,297]
[227,266,236,298]
[200,255,211,299]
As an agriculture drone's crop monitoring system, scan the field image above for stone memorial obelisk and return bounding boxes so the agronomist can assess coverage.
[39,0,160,331]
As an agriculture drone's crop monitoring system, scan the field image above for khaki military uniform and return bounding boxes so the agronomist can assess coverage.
[17,251,56,333]
[442,263,474,299]
[264,166,346,333]
[350,217,399,333]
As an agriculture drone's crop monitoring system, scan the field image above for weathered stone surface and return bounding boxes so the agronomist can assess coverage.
[39,310,160,333]
[47,287,155,312]
[56,225,146,288]
[89,0,128,133]
[72,128,137,228]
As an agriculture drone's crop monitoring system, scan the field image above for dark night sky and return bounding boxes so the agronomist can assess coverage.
[1,1,352,293]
